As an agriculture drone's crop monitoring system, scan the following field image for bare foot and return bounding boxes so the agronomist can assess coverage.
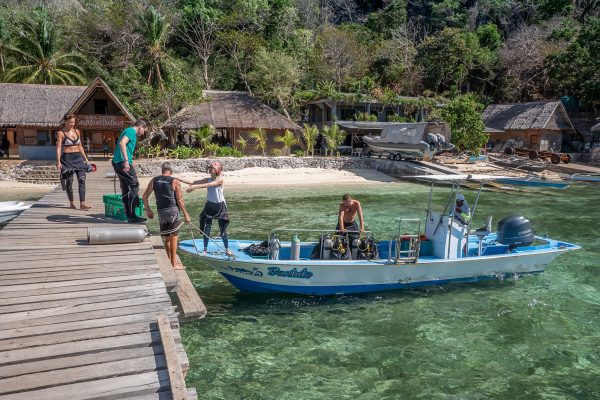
[80,203,92,210]
[69,204,77,209]
[173,256,185,270]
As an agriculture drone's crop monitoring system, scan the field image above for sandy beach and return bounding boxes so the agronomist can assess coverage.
[138,167,399,189]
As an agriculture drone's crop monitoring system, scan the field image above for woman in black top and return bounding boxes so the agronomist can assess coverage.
[56,114,91,210]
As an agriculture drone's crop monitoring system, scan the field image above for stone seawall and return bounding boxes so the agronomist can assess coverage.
[135,157,379,176]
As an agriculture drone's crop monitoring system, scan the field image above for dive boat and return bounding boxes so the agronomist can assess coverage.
[0,201,32,224]
[180,175,580,295]
[360,122,454,160]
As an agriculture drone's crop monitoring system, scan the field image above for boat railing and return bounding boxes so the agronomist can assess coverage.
[394,218,421,263]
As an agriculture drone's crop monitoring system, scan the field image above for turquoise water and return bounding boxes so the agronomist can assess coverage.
[147,182,600,399]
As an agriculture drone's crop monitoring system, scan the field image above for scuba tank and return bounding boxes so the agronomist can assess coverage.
[351,238,360,260]
[321,235,332,260]
[88,227,148,245]
[290,235,301,260]
[269,236,281,260]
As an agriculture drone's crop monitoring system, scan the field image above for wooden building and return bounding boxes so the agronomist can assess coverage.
[483,101,576,152]
[162,90,301,155]
[0,77,134,159]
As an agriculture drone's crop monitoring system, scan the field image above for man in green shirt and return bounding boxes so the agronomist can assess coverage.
[112,118,149,223]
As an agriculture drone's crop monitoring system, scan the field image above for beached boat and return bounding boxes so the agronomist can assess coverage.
[0,201,32,224]
[570,173,600,183]
[180,175,580,295]
[494,176,571,189]
[361,123,454,160]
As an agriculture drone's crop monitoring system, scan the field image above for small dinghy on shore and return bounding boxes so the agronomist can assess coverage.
[180,175,580,295]
[570,173,600,183]
[494,176,571,189]
[0,201,32,224]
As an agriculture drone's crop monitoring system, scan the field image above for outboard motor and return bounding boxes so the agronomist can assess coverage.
[496,215,535,248]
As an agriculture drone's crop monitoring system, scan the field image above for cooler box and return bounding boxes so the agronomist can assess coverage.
[419,240,433,256]
[103,194,144,221]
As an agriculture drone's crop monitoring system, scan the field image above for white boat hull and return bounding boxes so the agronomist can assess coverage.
[180,238,578,295]
[0,201,32,224]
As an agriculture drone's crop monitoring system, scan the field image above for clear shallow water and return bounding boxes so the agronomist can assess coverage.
[147,182,600,399]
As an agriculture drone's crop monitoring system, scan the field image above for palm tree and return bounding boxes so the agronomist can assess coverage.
[302,124,319,156]
[250,128,268,156]
[321,124,345,156]
[237,136,248,155]
[138,6,171,89]
[274,129,298,156]
[5,14,85,84]
[192,125,215,151]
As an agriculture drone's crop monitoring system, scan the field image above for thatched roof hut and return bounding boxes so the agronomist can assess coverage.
[0,83,87,128]
[163,91,300,132]
[483,101,576,152]
[163,90,301,155]
[0,77,134,159]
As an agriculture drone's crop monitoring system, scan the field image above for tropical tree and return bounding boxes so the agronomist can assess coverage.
[275,129,298,155]
[192,124,216,150]
[250,128,268,156]
[437,94,487,153]
[302,124,319,156]
[0,14,10,73]
[236,136,248,155]
[6,13,85,84]
[138,6,172,89]
[321,124,346,156]
[248,47,300,119]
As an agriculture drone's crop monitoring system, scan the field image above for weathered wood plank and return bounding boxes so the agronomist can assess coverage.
[0,272,163,292]
[149,236,178,289]
[174,269,207,320]
[157,315,187,400]
[0,346,164,379]
[1,370,172,400]
[0,355,168,395]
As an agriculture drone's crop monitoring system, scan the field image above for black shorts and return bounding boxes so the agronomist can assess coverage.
[158,207,183,236]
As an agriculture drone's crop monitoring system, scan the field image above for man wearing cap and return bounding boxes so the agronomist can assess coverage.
[454,193,471,225]
[142,162,191,270]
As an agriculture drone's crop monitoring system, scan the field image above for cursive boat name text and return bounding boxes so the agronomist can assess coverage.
[267,267,313,279]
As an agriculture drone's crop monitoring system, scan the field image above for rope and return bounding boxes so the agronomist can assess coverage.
[187,221,235,259]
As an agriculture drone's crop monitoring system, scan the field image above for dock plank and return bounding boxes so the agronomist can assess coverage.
[0,161,198,398]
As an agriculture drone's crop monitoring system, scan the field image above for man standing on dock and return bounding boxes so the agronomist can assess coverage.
[112,118,149,223]
[143,162,191,269]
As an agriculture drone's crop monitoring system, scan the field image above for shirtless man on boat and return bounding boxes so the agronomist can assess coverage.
[337,194,365,233]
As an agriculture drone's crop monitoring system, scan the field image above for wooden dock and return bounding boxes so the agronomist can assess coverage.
[0,162,205,399]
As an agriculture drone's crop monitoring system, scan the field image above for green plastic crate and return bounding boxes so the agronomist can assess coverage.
[103,194,144,221]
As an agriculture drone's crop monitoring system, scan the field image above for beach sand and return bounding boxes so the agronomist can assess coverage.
[138,167,399,189]
[0,181,56,201]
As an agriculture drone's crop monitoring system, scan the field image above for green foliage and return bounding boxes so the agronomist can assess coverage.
[205,142,220,157]
[192,125,216,149]
[302,124,318,156]
[216,146,243,157]
[366,0,407,38]
[271,148,282,156]
[138,144,163,158]
[274,129,298,155]
[250,128,268,156]
[354,112,377,121]
[6,11,85,84]
[168,145,202,159]
[387,114,412,123]
[321,124,346,156]
[248,47,299,118]
[294,149,304,157]
[438,94,487,153]
[236,136,248,154]
[138,6,172,89]
[547,17,600,106]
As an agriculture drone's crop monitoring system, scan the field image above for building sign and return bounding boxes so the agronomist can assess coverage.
[77,115,128,129]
